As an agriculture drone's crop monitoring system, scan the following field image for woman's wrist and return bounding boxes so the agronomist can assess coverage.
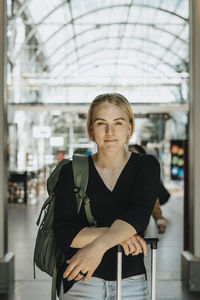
[91,220,137,252]
[91,233,112,253]
[91,227,122,252]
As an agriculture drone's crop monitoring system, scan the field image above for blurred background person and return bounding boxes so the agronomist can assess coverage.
[129,144,169,234]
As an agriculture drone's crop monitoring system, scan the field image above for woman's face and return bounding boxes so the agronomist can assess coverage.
[90,102,132,152]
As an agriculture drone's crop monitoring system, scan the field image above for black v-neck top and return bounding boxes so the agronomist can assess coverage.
[53,153,160,295]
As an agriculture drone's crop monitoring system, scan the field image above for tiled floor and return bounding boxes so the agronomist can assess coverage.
[1,184,200,300]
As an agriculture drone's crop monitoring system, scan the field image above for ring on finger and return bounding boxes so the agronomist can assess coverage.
[79,271,87,277]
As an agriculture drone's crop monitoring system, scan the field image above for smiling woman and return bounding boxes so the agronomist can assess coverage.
[87,93,135,141]
[53,93,160,300]
[91,103,131,153]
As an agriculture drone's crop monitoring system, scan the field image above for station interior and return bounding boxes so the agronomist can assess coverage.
[1,1,200,299]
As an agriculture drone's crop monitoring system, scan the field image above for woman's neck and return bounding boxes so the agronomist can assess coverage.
[92,149,131,169]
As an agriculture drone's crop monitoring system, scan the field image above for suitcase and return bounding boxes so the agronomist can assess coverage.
[116,238,159,300]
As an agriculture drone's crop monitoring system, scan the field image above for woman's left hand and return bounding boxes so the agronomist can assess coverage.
[120,234,147,256]
[63,242,105,282]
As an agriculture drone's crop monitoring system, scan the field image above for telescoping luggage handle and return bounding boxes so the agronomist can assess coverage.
[117,238,159,300]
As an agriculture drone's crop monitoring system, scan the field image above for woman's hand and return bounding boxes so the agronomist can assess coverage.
[63,241,106,282]
[120,234,147,256]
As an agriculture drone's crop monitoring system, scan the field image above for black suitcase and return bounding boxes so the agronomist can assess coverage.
[117,238,159,300]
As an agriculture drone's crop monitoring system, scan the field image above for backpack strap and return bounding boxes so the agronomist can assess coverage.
[72,154,89,195]
[72,154,96,227]
[51,250,61,300]
[51,263,57,300]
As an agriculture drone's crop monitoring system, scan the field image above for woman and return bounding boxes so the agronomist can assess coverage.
[54,93,160,299]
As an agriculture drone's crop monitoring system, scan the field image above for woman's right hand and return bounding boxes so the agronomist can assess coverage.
[120,234,148,256]
[63,239,107,282]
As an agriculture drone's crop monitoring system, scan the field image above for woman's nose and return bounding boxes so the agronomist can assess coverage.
[105,124,114,133]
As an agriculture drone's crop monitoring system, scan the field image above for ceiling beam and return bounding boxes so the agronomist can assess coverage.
[8,103,189,113]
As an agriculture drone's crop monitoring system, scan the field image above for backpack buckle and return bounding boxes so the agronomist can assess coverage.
[74,186,80,193]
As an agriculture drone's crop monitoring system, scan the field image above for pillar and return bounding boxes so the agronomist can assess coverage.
[181,0,200,291]
[0,0,14,293]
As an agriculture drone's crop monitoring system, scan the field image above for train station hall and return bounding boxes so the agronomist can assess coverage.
[1,0,200,299]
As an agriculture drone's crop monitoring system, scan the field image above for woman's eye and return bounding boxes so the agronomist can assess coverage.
[97,122,105,125]
[115,122,122,125]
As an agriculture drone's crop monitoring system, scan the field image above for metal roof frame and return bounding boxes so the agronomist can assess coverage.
[18,2,188,59]
[65,61,165,78]
[51,38,183,77]
[9,0,189,105]
[27,22,188,67]
[50,36,187,71]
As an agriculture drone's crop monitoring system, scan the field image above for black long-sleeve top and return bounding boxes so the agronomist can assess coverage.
[53,152,160,295]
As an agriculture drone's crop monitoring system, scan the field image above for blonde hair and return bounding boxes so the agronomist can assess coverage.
[87,93,135,140]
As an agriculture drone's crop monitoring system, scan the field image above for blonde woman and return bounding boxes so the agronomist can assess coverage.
[54,93,160,300]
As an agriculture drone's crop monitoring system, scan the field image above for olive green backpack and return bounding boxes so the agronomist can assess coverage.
[33,154,96,300]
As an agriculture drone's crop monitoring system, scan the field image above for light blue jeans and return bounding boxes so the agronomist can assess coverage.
[59,274,149,300]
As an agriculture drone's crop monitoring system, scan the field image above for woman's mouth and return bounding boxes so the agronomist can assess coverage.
[104,139,117,142]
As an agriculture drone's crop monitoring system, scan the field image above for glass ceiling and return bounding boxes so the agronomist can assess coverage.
[9,0,189,103]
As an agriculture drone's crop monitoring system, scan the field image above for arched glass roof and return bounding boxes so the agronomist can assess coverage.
[9,0,189,103]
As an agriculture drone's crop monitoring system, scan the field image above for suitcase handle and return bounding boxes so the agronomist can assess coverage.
[117,237,159,252]
[144,237,159,249]
[117,237,159,300]
[144,238,159,300]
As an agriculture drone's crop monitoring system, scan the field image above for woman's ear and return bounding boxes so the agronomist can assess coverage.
[128,124,132,134]
[129,121,134,134]
[127,123,133,142]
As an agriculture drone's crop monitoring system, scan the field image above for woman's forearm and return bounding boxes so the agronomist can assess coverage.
[70,219,136,251]
[91,219,137,252]
[70,227,108,248]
